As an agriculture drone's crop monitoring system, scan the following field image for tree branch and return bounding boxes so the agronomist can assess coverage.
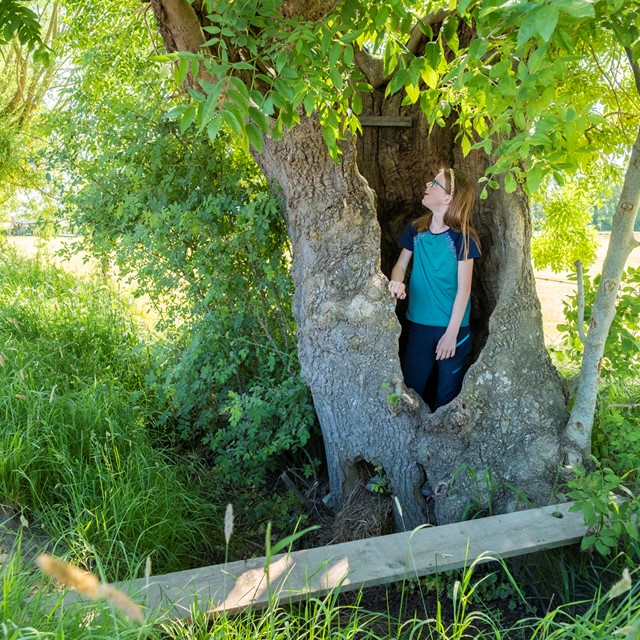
[406,9,450,55]
[354,46,386,89]
[574,259,586,343]
[153,0,206,54]
[625,46,640,95]
[353,9,450,90]
[150,0,215,84]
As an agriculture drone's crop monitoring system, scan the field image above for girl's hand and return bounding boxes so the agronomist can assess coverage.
[436,331,457,360]
[388,280,406,300]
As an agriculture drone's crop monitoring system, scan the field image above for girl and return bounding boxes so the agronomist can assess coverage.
[388,167,481,409]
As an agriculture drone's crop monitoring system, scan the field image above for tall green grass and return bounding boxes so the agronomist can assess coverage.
[2,241,639,638]
[0,243,220,579]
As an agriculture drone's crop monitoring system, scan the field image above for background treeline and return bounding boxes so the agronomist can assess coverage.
[42,0,319,494]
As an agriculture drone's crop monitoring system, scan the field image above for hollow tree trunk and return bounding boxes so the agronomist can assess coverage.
[255,117,427,528]
[256,106,569,528]
[148,0,571,529]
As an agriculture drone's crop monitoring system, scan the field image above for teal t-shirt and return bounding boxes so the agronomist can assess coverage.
[400,225,480,327]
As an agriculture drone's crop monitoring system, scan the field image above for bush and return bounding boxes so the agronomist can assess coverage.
[47,1,318,510]
[552,264,640,561]
[552,266,640,382]
[54,93,318,489]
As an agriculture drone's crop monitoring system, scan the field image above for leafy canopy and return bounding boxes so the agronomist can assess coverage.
[0,1,59,218]
[161,0,640,195]
[0,0,50,64]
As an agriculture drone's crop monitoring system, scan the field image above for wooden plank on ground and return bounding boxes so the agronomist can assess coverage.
[99,501,586,621]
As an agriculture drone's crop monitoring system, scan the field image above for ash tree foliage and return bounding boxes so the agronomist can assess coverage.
[0,1,59,215]
[532,180,599,273]
[0,0,50,63]
[160,0,640,457]
[164,0,638,191]
[48,0,315,489]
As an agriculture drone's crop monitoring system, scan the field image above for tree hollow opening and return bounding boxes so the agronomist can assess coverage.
[355,103,500,406]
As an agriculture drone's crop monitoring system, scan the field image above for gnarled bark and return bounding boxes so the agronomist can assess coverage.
[255,105,568,527]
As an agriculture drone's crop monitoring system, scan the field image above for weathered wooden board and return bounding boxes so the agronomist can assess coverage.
[358,116,413,127]
[109,501,585,620]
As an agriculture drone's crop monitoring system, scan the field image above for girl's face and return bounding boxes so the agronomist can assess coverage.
[422,170,451,210]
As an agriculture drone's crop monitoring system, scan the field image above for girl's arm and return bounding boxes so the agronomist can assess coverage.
[388,248,413,299]
[436,259,474,360]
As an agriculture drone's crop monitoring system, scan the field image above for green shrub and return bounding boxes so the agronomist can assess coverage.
[55,104,317,489]
[552,266,640,382]
[46,0,319,497]
[592,399,640,479]
[567,462,639,559]
[552,265,640,561]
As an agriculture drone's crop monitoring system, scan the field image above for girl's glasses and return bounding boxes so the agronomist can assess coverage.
[429,178,447,192]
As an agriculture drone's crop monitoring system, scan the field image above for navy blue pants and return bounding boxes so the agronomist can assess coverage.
[402,322,472,410]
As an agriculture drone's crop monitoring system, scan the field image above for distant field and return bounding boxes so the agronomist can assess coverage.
[5,235,156,326]
[535,233,640,345]
[6,233,640,345]
[5,235,92,273]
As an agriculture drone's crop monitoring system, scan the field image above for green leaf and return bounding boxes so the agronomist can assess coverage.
[504,172,518,193]
[321,123,336,149]
[517,9,539,47]
[443,17,459,53]
[303,91,315,116]
[227,89,250,115]
[188,88,206,103]
[374,5,390,29]
[536,5,560,42]
[176,57,190,85]
[460,134,471,157]
[179,105,196,133]
[166,104,187,119]
[527,43,548,74]
[624,521,638,540]
[201,89,220,128]
[246,123,264,152]
[352,91,362,115]
[387,67,407,96]
[206,114,223,142]
[329,42,341,68]
[249,106,270,133]
[221,107,245,138]
[424,42,441,75]
[554,0,596,19]
[344,44,354,66]
[525,164,545,194]
[421,60,438,89]
[329,67,344,89]
[405,83,420,104]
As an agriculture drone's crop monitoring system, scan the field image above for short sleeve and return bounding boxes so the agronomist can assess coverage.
[400,224,417,252]
[453,232,481,260]
[465,236,481,260]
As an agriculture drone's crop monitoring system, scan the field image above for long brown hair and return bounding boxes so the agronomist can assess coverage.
[414,167,480,259]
